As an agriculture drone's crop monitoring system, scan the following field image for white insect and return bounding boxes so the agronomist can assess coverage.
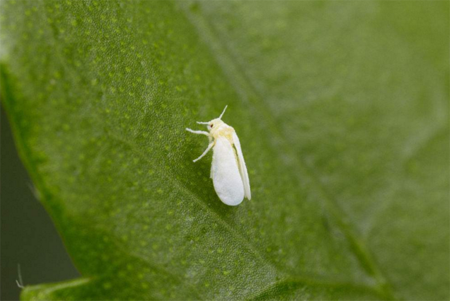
[186,106,251,206]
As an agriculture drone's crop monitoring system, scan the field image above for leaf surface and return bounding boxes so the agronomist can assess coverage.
[0,0,448,300]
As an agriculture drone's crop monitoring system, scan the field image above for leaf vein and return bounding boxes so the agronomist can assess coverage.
[105,133,281,275]
[175,2,397,300]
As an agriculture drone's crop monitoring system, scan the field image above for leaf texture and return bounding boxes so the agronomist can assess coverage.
[0,0,448,300]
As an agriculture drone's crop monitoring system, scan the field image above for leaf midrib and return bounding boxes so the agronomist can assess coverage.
[174,1,397,299]
[106,133,275,270]
[107,133,383,300]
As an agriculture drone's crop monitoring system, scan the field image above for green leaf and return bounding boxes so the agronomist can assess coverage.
[1,0,448,300]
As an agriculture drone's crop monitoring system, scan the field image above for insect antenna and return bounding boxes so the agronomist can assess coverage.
[196,121,209,125]
[219,105,228,119]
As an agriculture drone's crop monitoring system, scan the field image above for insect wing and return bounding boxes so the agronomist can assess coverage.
[232,132,251,200]
[212,136,245,206]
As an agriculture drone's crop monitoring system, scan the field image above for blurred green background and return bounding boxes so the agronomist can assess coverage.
[1,104,79,301]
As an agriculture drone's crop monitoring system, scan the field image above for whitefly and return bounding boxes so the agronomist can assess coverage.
[186,106,251,206]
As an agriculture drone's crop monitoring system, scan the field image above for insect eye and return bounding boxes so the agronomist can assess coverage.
[210,124,213,128]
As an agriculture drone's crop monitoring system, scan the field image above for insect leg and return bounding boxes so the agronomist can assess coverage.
[186,128,210,137]
[193,141,215,162]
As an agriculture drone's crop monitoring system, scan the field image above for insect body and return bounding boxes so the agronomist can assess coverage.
[186,106,251,206]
